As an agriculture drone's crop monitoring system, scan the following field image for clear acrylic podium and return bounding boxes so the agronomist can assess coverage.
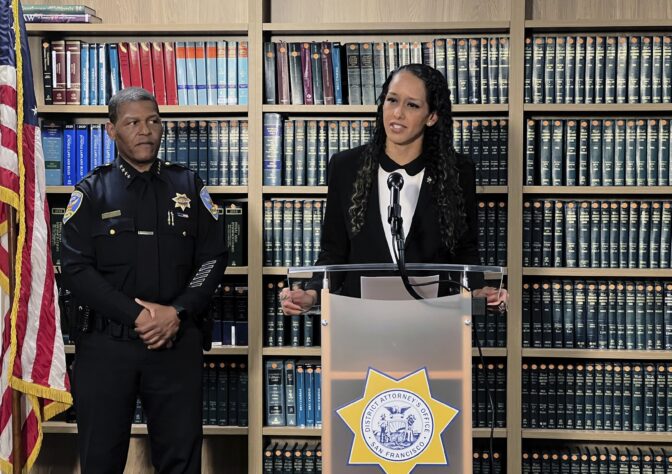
[287,263,505,474]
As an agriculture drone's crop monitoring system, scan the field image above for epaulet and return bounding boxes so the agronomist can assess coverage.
[163,161,189,171]
[91,162,113,174]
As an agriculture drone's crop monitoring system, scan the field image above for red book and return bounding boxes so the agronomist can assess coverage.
[139,42,155,95]
[321,41,335,105]
[65,39,81,104]
[117,42,132,89]
[151,42,167,105]
[163,42,178,105]
[128,42,143,88]
[300,42,313,104]
[51,39,66,104]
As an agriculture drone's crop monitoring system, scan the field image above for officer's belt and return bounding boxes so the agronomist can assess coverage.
[92,312,139,341]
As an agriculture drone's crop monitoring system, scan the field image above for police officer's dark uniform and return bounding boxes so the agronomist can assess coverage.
[61,156,227,473]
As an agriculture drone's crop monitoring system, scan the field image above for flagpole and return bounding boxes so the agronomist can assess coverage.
[8,205,22,474]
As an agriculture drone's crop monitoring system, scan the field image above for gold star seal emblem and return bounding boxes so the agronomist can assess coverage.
[337,368,458,473]
[172,193,191,211]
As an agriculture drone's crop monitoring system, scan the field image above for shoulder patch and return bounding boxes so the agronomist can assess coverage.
[63,191,84,224]
[199,187,218,220]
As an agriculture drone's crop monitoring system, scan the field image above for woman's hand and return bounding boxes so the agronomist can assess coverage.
[472,286,509,310]
[280,288,318,315]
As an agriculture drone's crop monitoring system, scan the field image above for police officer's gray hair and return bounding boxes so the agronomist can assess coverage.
[108,87,159,124]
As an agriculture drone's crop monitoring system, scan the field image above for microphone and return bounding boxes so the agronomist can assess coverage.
[387,172,404,234]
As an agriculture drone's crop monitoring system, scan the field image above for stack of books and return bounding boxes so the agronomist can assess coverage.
[23,4,101,24]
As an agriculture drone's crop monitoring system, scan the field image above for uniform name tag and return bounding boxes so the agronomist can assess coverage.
[101,210,122,220]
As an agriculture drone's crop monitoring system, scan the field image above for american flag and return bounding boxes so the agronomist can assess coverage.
[0,0,72,471]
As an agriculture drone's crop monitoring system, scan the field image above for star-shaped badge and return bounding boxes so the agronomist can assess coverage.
[337,367,459,474]
[172,193,191,211]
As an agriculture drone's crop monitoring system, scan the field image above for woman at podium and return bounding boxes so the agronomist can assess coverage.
[282,64,506,314]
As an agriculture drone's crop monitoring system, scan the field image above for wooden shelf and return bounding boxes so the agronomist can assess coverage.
[262,427,322,437]
[525,20,672,33]
[225,266,248,275]
[477,186,508,194]
[524,186,672,195]
[522,429,672,442]
[263,186,328,195]
[473,428,508,439]
[524,103,672,113]
[263,21,510,34]
[37,105,248,114]
[523,268,672,278]
[523,349,672,360]
[27,23,248,35]
[263,347,322,357]
[43,421,248,435]
[262,104,508,113]
[473,348,507,357]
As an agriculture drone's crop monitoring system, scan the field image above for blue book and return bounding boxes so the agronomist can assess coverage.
[102,130,115,164]
[227,41,238,105]
[89,124,103,169]
[305,363,315,427]
[263,114,282,185]
[315,364,322,428]
[176,42,188,105]
[185,42,198,105]
[194,41,208,105]
[205,41,218,105]
[41,122,63,186]
[164,121,177,163]
[89,42,98,106]
[216,41,228,105]
[80,42,90,105]
[331,42,343,104]
[175,121,189,168]
[98,44,108,105]
[108,43,121,97]
[75,124,89,183]
[207,121,219,186]
[237,41,249,105]
[218,120,230,185]
[296,364,306,427]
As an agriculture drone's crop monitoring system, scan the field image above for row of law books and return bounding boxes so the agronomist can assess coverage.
[263,199,326,268]
[525,117,672,186]
[522,199,672,269]
[472,306,507,348]
[209,283,248,347]
[263,115,371,186]
[158,119,249,186]
[201,359,248,427]
[522,360,672,432]
[264,279,319,348]
[264,37,509,106]
[41,40,248,106]
[454,119,508,186]
[525,34,672,104]
[41,119,250,187]
[263,440,322,474]
[522,446,672,473]
[477,200,508,267]
[23,4,101,23]
[472,361,506,428]
[265,359,322,428]
[473,448,504,473]
[522,279,672,351]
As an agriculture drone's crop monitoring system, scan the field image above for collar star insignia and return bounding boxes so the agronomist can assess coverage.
[172,193,191,211]
[337,368,458,474]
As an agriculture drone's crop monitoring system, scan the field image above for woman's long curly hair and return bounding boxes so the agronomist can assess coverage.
[348,63,466,251]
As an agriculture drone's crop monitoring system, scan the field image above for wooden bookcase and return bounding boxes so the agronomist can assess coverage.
[24,0,672,472]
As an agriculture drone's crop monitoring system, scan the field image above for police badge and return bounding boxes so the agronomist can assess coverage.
[172,193,191,211]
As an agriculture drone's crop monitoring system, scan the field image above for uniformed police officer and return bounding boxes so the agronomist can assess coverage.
[60,87,227,474]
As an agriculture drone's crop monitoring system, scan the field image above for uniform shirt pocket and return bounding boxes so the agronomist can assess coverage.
[92,217,136,267]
